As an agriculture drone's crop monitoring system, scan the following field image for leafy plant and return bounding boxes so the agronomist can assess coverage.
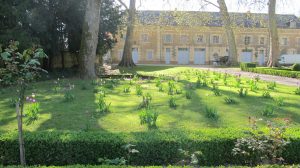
[139,93,152,109]
[123,85,131,93]
[262,91,272,99]
[235,75,241,88]
[212,83,221,96]
[25,102,40,126]
[97,94,111,113]
[158,84,164,92]
[169,96,177,109]
[177,149,203,166]
[262,105,275,117]
[224,97,237,104]
[249,80,258,91]
[64,90,75,102]
[168,80,176,95]
[267,82,277,90]
[135,85,143,96]
[233,118,290,166]
[238,88,248,97]
[139,108,159,129]
[274,97,284,107]
[185,90,192,100]
[9,98,17,108]
[295,87,300,95]
[204,106,219,121]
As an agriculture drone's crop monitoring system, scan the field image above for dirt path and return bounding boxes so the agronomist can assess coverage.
[196,67,300,87]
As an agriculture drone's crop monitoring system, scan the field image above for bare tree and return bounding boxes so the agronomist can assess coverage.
[117,0,137,67]
[79,0,101,79]
[200,0,238,65]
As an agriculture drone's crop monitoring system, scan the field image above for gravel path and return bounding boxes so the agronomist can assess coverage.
[196,67,300,87]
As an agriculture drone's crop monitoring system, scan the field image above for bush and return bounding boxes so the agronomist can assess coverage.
[240,63,256,71]
[139,109,159,129]
[292,64,300,71]
[204,106,219,121]
[241,68,300,78]
[1,130,300,166]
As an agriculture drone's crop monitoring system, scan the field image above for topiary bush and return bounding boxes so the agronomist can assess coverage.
[240,63,256,71]
[292,64,300,71]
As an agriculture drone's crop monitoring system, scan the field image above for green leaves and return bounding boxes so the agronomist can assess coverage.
[0,51,11,61]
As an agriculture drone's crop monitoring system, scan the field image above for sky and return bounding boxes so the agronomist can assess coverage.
[121,0,300,16]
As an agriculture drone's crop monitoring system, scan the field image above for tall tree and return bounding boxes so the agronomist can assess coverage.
[117,0,136,67]
[79,0,101,79]
[200,0,238,65]
[267,0,280,67]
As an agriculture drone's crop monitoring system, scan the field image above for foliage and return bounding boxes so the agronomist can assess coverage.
[169,96,177,109]
[233,118,290,166]
[249,80,258,91]
[64,90,75,102]
[204,106,219,121]
[224,97,237,104]
[123,85,131,93]
[267,82,277,90]
[185,90,192,100]
[168,80,176,95]
[177,149,203,166]
[25,101,40,126]
[291,64,300,71]
[139,93,152,109]
[295,87,300,95]
[261,105,275,117]
[262,91,272,99]
[274,97,284,107]
[135,85,143,96]
[139,109,159,129]
[235,75,242,88]
[242,68,300,79]
[238,88,248,97]
[97,94,111,113]
[212,83,221,96]
[240,63,257,71]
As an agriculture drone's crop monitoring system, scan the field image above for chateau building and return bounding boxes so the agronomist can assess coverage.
[112,11,300,65]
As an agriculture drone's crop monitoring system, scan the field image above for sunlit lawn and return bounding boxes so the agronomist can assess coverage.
[0,66,299,132]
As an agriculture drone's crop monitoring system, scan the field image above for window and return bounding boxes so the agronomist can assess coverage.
[196,35,204,43]
[141,34,149,42]
[244,36,251,45]
[212,35,220,44]
[281,37,288,46]
[259,37,265,45]
[180,35,189,43]
[164,34,173,43]
[146,50,153,60]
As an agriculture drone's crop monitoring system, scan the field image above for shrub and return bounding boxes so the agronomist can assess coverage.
[204,106,219,121]
[135,85,143,96]
[64,90,75,102]
[185,90,192,100]
[224,97,237,104]
[267,82,276,90]
[139,93,152,109]
[97,94,111,113]
[295,87,300,95]
[261,105,275,117]
[238,88,248,97]
[274,97,284,107]
[123,85,131,93]
[292,63,300,71]
[240,63,256,71]
[262,91,272,99]
[139,109,159,129]
[169,96,177,109]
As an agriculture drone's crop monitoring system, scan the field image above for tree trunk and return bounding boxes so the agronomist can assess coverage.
[267,0,280,67]
[118,0,136,67]
[16,84,26,166]
[79,0,101,79]
[217,0,238,65]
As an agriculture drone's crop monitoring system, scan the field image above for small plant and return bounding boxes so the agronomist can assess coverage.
[64,90,75,102]
[235,75,241,88]
[168,80,176,95]
[158,84,164,92]
[9,98,17,108]
[139,93,152,109]
[262,91,272,99]
[169,96,177,109]
[81,84,88,90]
[212,83,221,96]
[249,80,258,91]
[224,97,236,104]
[135,85,143,96]
[155,78,162,87]
[295,87,300,95]
[97,94,111,113]
[123,85,131,93]
[262,105,275,117]
[53,78,62,93]
[176,89,182,95]
[204,106,219,121]
[238,88,248,97]
[25,95,40,125]
[185,90,192,99]
[139,108,159,129]
[267,81,276,90]
[274,97,284,107]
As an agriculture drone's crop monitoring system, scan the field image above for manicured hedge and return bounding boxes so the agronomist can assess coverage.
[240,63,257,71]
[1,129,300,166]
[241,67,300,78]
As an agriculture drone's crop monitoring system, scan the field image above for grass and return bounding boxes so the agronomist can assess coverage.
[0,66,300,132]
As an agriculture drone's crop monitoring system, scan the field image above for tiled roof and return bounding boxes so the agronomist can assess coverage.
[137,10,300,29]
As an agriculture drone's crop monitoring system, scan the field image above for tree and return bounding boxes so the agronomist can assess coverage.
[199,0,238,65]
[267,0,280,67]
[117,0,137,67]
[78,0,101,79]
[0,41,47,166]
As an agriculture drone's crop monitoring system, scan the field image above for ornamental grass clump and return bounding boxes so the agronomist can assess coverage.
[204,106,219,121]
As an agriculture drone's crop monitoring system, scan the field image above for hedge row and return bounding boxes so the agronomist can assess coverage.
[241,67,300,78]
[1,129,300,166]
[2,165,300,168]
[240,63,257,71]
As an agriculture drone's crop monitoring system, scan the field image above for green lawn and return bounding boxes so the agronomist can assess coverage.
[0,66,299,132]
